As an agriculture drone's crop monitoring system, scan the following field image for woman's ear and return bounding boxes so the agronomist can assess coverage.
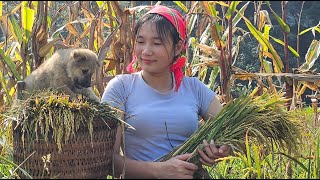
[175,40,183,56]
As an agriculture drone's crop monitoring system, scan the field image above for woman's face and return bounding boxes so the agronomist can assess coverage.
[134,21,181,74]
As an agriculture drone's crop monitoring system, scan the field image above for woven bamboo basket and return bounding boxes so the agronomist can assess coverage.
[13,118,118,179]
[12,81,119,179]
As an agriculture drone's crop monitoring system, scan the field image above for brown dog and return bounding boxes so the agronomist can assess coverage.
[23,48,101,102]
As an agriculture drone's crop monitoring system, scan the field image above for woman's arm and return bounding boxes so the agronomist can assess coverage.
[202,95,223,121]
[113,126,199,179]
[113,126,158,178]
[198,95,232,166]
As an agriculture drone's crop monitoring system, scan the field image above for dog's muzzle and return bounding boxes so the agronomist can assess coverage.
[74,77,91,89]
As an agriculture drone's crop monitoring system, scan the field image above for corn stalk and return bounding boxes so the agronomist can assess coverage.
[281,1,293,109]
[31,1,49,69]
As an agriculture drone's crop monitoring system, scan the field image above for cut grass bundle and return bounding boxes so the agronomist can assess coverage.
[161,92,303,165]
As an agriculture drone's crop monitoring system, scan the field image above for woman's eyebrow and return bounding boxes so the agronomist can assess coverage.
[136,35,161,40]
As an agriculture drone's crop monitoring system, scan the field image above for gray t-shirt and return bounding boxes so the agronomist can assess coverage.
[101,71,215,161]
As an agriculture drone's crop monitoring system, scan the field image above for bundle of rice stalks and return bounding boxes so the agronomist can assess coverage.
[161,92,303,165]
[8,90,121,152]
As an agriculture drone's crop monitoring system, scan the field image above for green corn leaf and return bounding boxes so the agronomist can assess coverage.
[173,1,188,13]
[299,22,320,36]
[21,3,35,42]
[0,49,22,81]
[0,71,12,105]
[226,1,239,19]
[207,66,219,90]
[239,12,283,73]
[96,1,106,9]
[201,1,217,18]
[232,1,249,27]
[9,15,23,43]
[271,10,290,33]
[222,1,250,41]
[270,36,300,58]
[209,4,217,18]
[266,2,290,33]
[299,27,314,36]
[263,25,271,52]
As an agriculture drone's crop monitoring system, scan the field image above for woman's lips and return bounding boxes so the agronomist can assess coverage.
[141,59,155,65]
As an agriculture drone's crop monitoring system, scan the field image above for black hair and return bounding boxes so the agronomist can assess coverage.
[133,13,182,62]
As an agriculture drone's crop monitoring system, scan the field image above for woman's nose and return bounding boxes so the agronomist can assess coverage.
[141,45,153,56]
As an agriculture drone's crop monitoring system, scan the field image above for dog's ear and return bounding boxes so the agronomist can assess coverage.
[71,50,86,62]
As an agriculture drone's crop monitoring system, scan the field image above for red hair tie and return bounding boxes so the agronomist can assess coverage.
[170,57,186,92]
[126,53,140,73]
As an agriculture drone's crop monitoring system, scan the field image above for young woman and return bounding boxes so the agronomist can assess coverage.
[101,5,231,179]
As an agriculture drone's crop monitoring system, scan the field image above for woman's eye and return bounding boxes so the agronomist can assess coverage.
[136,41,144,44]
[154,42,162,45]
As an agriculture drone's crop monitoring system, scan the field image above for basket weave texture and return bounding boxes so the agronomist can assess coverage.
[13,117,118,179]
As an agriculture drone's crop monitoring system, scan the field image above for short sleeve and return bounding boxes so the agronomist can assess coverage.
[191,77,216,117]
[101,75,128,111]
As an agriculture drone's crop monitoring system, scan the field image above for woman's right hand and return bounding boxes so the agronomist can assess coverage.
[155,153,198,179]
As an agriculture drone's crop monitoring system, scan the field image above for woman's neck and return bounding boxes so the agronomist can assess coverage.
[141,70,173,93]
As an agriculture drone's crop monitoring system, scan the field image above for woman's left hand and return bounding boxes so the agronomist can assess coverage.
[197,139,232,167]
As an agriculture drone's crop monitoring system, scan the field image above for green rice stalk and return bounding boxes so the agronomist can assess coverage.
[161,92,303,165]
[253,144,261,178]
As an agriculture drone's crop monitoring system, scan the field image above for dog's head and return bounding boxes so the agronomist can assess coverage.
[67,49,101,89]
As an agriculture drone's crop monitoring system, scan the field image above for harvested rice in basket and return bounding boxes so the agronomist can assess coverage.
[6,90,124,178]
[9,90,122,152]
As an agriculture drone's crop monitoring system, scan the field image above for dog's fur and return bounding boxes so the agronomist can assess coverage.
[23,48,101,102]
